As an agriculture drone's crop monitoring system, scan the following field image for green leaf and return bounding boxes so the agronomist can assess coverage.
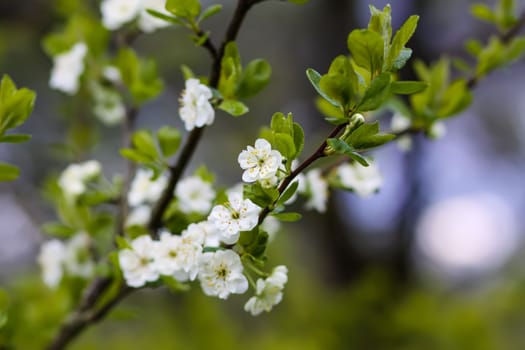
[146,9,183,25]
[326,138,369,166]
[165,0,201,19]
[358,73,391,111]
[276,181,299,206]
[244,183,279,208]
[0,163,20,181]
[180,64,195,80]
[199,4,222,22]
[306,68,341,107]
[218,99,249,116]
[272,212,302,222]
[347,29,385,77]
[292,122,305,158]
[0,75,36,135]
[132,130,159,159]
[288,0,309,3]
[115,236,132,250]
[471,4,496,23]
[345,121,395,150]
[436,80,473,118]
[237,59,272,99]
[0,133,31,143]
[387,15,419,70]
[390,81,428,95]
[161,275,190,293]
[120,148,155,163]
[218,42,242,99]
[42,222,77,238]
[274,133,296,160]
[270,112,294,135]
[157,126,181,157]
[391,48,412,71]
[195,164,215,183]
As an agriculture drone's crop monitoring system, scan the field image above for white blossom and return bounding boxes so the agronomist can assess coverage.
[187,221,220,247]
[49,42,88,95]
[128,169,167,207]
[91,83,126,126]
[429,121,446,139]
[238,139,283,183]
[244,265,288,316]
[138,0,171,33]
[58,160,101,198]
[102,66,122,83]
[198,250,248,299]
[391,112,412,151]
[118,235,159,288]
[260,216,281,242]
[63,232,94,278]
[303,169,328,213]
[37,239,66,288]
[337,161,383,198]
[179,78,214,131]
[126,205,152,227]
[101,0,142,30]
[208,192,260,244]
[152,231,184,276]
[175,176,216,215]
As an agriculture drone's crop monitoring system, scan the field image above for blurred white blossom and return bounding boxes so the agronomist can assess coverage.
[302,169,328,213]
[179,78,215,131]
[37,239,66,288]
[128,169,167,207]
[175,176,216,215]
[337,161,383,197]
[58,160,101,198]
[119,235,159,288]
[49,42,88,95]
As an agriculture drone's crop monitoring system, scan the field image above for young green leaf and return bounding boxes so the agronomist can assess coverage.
[272,212,302,222]
[132,130,159,159]
[199,4,222,22]
[390,81,428,95]
[157,126,181,157]
[276,181,299,207]
[0,163,20,181]
[387,15,419,70]
[347,29,385,77]
[358,73,391,111]
[306,68,341,107]
[326,138,369,166]
[218,99,249,117]
[345,121,395,150]
[237,59,272,99]
[165,0,201,19]
[0,134,31,143]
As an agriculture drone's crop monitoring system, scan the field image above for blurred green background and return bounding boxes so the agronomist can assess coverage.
[2,0,525,348]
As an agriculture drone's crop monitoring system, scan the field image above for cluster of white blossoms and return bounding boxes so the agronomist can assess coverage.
[90,82,126,126]
[179,78,215,131]
[58,160,101,199]
[38,232,95,288]
[101,0,171,33]
[118,231,249,299]
[244,265,288,315]
[238,138,284,184]
[49,42,88,95]
[337,161,383,198]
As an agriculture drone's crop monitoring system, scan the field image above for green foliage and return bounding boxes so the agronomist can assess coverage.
[239,227,268,260]
[326,138,369,166]
[475,37,525,76]
[264,112,304,164]
[115,48,164,106]
[471,0,519,31]
[217,42,272,115]
[344,121,395,150]
[244,182,279,208]
[271,212,302,222]
[166,0,201,20]
[0,75,35,181]
[157,126,182,158]
[121,128,182,175]
[42,14,108,57]
[276,181,299,207]
[410,58,472,126]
